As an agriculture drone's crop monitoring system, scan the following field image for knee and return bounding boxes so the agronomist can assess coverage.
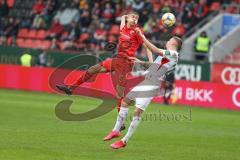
[122,97,132,106]
[116,86,125,98]
[121,99,128,107]
[134,108,143,117]
[88,64,101,74]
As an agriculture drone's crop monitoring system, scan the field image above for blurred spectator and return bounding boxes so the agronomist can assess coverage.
[160,1,172,14]
[40,0,58,27]
[6,0,14,8]
[151,22,162,41]
[92,22,107,50]
[114,3,122,18]
[194,0,209,21]
[20,53,33,67]
[194,31,211,61]
[32,0,46,15]
[0,36,7,45]
[91,2,101,19]
[32,0,46,28]
[102,3,114,24]
[37,50,48,66]
[61,22,80,41]
[182,0,196,30]
[45,18,64,40]
[0,0,8,17]
[139,9,149,26]
[124,0,134,7]
[58,2,79,26]
[0,17,7,36]
[79,10,92,32]
[79,0,88,9]
[49,38,60,49]
[60,22,80,50]
[132,0,145,13]
[163,72,175,105]
[142,0,153,12]
[54,2,66,20]
[151,0,162,11]
[3,17,19,39]
[143,17,157,35]
[20,18,32,28]
[172,22,186,37]
[225,1,239,13]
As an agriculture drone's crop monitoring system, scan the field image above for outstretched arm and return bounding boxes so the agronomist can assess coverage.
[143,43,153,63]
[135,28,165,56]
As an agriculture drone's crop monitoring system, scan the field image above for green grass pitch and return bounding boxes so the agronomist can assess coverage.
[0,89,240,160]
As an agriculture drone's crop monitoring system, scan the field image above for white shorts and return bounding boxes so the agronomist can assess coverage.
[135,97,153,111]
[126,79,163,111]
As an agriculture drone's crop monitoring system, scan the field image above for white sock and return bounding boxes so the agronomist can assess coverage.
[113,107,129,132]
[122,116,141,143]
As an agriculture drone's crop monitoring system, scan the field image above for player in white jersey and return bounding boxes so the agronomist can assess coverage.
[103,28,182,149]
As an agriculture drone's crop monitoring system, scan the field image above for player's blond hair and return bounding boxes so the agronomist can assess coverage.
[127,11,139,17]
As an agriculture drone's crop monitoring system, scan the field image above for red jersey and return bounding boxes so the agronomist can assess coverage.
[118,25,144,57]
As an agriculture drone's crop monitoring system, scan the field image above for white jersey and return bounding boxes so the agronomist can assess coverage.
[153,49,179,69]
[127,50,179,111]
[145,50,179,84]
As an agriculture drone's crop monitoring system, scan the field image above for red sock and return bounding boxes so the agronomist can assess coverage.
[117,98,123,112]
[73,71,93,86]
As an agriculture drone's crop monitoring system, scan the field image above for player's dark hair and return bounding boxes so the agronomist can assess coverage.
[172,36,182,51]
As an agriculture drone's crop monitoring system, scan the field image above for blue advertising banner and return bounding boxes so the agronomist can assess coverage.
[222,14,240,36]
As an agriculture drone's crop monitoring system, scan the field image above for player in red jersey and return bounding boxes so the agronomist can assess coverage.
[56,12,153,129]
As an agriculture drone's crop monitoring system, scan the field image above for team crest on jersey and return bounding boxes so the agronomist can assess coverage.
[130,30,135,35]
[165,50,171,55]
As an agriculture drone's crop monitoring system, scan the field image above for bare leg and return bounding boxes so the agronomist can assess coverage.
[56,64,108,95]
[115,85,125,113]
[71,64,108,88]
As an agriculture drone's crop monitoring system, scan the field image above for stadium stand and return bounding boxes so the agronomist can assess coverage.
[223,46,240,64]
[0,0,240,54]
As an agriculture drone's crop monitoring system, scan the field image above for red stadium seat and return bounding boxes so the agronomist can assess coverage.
[109,25,120,35]
[79,33,90,42]
[18,29,29,38]
[36,30,47,39]
[25,39,33,48]
[62,31,69,37]
[7,37,13,45]
[7,0,14,8]
[59,42,65,50]
[28,30,38,39]
[32,40,50,49]
[33,40,42,48]
[210,2,221,11]
[34,40,50,49]
[107,34,116,42]
[16,38,25,47]
[42,40,51,49]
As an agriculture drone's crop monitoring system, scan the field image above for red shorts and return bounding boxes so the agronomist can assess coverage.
[101,56,134,87]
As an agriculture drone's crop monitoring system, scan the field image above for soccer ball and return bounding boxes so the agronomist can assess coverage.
[161,13,176,27]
